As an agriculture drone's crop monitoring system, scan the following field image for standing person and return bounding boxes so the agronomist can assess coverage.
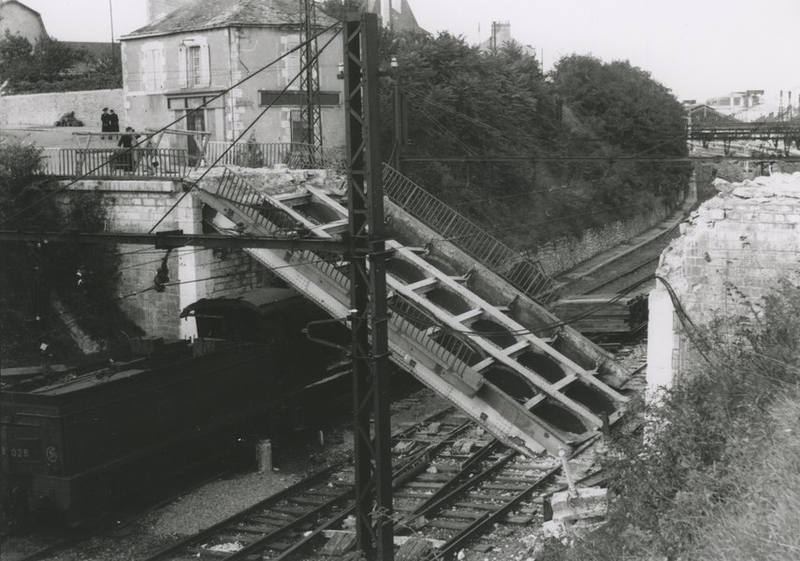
[117,127,140,171]
[100,108,110,139]
[109,109,120,136]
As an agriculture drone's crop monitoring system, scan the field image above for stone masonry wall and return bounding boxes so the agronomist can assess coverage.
[54,179,271,340]
[0,89,124,127]
[532,204,672,276]
[647,172,800,390]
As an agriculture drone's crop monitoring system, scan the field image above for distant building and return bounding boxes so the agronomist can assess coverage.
[705,90,765,122]
[478,21,537,57]
[685,103,741,127]
[0,0,47,43]
[365,0,425,33]
[121,0,345,157]
[705,89,797,123]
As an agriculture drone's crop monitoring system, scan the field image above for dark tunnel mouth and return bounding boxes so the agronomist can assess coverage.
[529,399,588,435]
[482,365,538,402]
[426,287,472,316]
[470,319,517,349]
[564,382,617,416]
[517,351,566,384]
[386,258,429,285]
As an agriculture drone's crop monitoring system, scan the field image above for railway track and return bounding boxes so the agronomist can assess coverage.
[141,413,606,561]
[142,408,475,561]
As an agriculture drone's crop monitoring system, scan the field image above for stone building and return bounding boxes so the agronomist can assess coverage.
[647,172,800,390]
[120,0,345,157]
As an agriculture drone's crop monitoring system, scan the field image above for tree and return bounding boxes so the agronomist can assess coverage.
[0,139,126,362]
[0,32,117,93]
[0,31,35,85]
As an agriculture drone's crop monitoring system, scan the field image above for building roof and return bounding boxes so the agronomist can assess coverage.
[122,0,337,40]
[0,0,48,42]
[0,0,41,17]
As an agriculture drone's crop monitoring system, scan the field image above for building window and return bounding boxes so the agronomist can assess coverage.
[259,91,340,107]
[189,46,202,86]
[178,41,210,88]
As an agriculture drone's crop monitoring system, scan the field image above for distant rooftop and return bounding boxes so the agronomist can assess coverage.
[123,0,337,40]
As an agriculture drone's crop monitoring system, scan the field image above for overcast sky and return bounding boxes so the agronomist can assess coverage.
[21,0,800,103]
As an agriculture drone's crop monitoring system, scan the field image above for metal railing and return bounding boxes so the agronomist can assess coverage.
[39,147,189,180]
[213,167,478,379]
[206,142,346,171]
[382,165,561,305]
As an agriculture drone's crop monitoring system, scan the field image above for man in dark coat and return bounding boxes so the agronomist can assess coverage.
[100,108,110,139]
[117,127,140,171]
[109,109,120,134]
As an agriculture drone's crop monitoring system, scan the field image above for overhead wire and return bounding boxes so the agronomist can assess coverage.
[147,26,342,233]
[0,19,340,228]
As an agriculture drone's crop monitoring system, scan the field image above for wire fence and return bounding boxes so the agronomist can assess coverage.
[382,165,561,305]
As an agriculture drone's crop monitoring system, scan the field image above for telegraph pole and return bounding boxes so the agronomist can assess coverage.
[343,13,394,561]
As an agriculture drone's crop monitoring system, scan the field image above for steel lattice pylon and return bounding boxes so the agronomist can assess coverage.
[343,13,394,561]
[299,0,324,163]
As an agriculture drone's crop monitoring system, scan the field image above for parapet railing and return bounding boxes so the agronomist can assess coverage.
[40,147,189,180]
[206,142,345,172]
[382,165,561,305]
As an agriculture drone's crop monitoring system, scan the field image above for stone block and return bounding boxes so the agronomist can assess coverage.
[550,487,608,523]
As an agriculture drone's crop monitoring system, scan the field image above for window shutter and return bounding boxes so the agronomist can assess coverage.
[142,49,154,91]
[178,44,188,89]
[199,44,211,86]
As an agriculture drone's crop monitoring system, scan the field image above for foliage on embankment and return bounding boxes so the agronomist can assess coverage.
[540,280,800,560]
[0,139,135,364]
[374,30,691,249]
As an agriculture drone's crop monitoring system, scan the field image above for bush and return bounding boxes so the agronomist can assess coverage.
[540,280,800,561]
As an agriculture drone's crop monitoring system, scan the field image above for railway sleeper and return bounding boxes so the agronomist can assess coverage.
[438,508,484,520]
[234,523,281,534]
[267,504,312,516]
[187,547,238,558]
[395,489,436,499]
[426,518,471,531]
[415,472,454,482]
[404,481,446,489]
[290,495,331,506]
[248,511,295,523]
[465,491,513,502]
[481,482,531,491]
[311,486,350,497]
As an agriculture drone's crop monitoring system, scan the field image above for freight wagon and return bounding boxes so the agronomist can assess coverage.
[0,288,349,521]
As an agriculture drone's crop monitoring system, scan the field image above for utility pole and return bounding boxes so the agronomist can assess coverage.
[391,56,403,172]
[108,0,116,60]
[299,0,324,164]
[343,13,393,561]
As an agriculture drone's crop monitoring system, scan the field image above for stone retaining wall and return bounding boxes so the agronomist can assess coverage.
[532,205,672,276]
[0,89,124,127]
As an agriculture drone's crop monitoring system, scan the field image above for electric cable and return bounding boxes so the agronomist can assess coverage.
[147,27,342,233]
[0,20,340,228]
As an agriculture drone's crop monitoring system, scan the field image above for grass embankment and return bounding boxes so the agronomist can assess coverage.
[541,280,800,561]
